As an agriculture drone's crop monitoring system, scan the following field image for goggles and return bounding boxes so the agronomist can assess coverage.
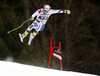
[43,10,48,13]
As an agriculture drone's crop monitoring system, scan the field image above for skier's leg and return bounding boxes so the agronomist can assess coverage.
[28,30,39,45]
[28,22,44,45]
[19,22,36,42]
[19,31,29,42]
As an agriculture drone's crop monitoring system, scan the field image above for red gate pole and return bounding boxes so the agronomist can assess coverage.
[48,37,53,68]
[60,60,62,70]
[48,54,51,68]
[48,37,62,70]
[59,42,61,51]
[59,42,62,70]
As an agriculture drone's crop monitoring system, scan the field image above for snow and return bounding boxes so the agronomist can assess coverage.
[0,61,98,76]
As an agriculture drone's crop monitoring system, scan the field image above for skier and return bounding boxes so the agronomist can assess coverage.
[19,5,71,45]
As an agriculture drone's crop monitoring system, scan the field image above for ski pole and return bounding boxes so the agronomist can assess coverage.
[8,19,30,34]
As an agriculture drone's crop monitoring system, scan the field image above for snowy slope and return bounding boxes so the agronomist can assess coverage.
[0,61,98,76]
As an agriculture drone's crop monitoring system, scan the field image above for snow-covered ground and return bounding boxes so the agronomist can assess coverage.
[0,60,98,76]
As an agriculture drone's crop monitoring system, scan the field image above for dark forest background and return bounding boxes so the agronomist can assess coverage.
[0,0,100,75]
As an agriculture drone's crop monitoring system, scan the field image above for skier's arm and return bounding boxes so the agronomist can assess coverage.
[30,9,41,20]
[50,9,71,14]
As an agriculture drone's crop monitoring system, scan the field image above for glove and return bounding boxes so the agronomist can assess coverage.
[30,17,34,21]
[64,10,71,14]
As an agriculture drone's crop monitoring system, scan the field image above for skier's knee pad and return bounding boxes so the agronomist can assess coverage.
[25,31,29,35]
[33,31,38,36]
[33,32,36,35]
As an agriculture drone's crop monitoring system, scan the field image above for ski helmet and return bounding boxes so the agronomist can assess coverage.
[43,5,51,13]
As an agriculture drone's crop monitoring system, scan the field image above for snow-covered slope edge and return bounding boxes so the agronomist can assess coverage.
[0,61,98,76]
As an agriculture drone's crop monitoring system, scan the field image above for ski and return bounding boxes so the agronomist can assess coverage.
[28,33,34,45]
[19,33,23,43]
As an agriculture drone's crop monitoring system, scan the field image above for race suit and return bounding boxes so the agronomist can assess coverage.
[27,9,66,32]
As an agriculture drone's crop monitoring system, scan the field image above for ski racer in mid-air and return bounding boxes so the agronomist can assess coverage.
[19,5,71,45]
